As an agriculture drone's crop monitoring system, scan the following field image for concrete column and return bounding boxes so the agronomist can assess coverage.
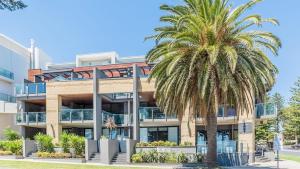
[46,95,62,143]
[238,92,256,163]
[132,64,140,141]
[180,105,196,145]
[93,68,106,140]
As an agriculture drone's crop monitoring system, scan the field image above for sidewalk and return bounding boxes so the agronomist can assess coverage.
[228,160,300,169]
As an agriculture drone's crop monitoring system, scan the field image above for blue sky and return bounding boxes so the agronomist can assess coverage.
[0,0,299,102]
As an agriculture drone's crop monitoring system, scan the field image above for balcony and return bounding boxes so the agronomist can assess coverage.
[0,67,14,81]
[139,107,177,122]
[60,109,93,123]
[15,83,46,97]
[102,111,132,126]
[0,93,15,102]
[16,112,46,126]
[255,103,277,119]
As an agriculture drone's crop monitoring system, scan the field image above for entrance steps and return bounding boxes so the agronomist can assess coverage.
[111,153,127,164]
[88,153,101,163]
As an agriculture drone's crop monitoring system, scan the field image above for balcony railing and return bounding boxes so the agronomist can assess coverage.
[102,111,132,125]
[60,109,93,123]
[139,107,177,121]
[0,93,15,102]
[0,67,14,80]
[16,112,46,125]
[15,83,46,96]
[255,103,277,119]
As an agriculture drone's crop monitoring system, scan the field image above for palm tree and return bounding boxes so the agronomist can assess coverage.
[105,117,117,139]
[146,0,281,167]
[0,0,26,11]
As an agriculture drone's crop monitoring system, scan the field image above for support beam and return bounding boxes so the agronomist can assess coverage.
[93,68,106,140]
[238,91,256,163]
[132,64,140,141]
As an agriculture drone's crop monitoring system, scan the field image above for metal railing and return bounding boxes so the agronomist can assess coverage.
[0,67,14,80]
[60,109,93,122]
[139,107,177,121]
[0,92,15,102]
[255,102,277,118]
[15,83,46,96]
[16,112,46,125]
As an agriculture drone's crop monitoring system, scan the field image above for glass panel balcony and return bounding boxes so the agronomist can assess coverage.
[15,83,46,96]
[102,111,131,125]
[0,67,14,80]
[255,103,277,118]
[0,93,15,102]
[139,107,177,121]
[16,112,46,125]
[60,109,93,123]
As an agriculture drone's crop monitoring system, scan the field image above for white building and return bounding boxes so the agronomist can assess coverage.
[0,34,51,139]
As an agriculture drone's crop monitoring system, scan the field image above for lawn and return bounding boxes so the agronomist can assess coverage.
[281,154,300,163]
[0,160,165,169]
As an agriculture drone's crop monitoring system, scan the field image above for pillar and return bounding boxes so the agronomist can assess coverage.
[238,92,256,163]
[46,95,62,143]
[93,68,105,140]
[132,64,140,141]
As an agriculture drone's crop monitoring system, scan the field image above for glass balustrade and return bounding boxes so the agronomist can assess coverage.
[0,93,15,102]
[15,83,46,96]
[16,112,46,125]
[102,111,131,125]
[60,109,93,122]
[255,103,277,118]
[139,107,177,121]
[197,140,237,154]
[0,67,14,80]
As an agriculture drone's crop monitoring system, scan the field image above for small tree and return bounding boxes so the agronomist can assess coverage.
[105,117,117,139]
[3,127,20,141]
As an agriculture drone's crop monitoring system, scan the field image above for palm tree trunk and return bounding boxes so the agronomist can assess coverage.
[206,110,217,167]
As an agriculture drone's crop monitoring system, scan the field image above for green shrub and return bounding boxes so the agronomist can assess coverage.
[0,141,7,151]
[60,132,70,153]
[69,134,85,157]
[136,141,177,147]
[5,140,22,155]
[0,150,13,155]
[131,151,197,164]
[131,153,143,163]
[179,141,193,147]
[3,128,20,141]
[36,152,71,159]
[34,133,54,153]
[194,153,204,163]
[165,152,177,163]
[177,152,188,163]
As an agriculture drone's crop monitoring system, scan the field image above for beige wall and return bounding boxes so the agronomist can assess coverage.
[46,81,93,142]
[0,114,20,140]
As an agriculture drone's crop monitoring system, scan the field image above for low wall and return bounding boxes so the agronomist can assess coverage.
[100,139,119,164]
[23,139,37,157]
[85,139,98,161]
[136,146,197,154]
[126,139,137,163]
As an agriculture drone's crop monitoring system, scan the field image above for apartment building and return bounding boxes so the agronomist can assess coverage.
[15,51,276,161]
[0,34,51,139]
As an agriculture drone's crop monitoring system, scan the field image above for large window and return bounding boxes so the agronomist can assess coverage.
[140,126,178,144]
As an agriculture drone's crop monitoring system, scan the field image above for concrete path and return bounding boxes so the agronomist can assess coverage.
[228,160,300,169]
